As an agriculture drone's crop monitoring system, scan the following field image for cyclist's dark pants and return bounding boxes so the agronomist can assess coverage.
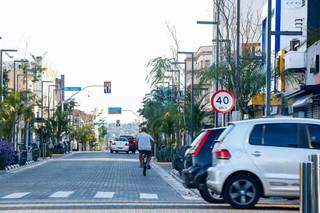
[139,150,152,167]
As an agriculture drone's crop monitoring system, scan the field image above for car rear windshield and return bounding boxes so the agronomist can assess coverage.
[114,138,128,141]
[216,124,235,142]
[189,131,207,151]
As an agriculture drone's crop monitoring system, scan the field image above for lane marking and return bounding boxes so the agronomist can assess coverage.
[49,191,74,198]
[139,193,158,199]
[2,192,30,199]
[94,192,115,199]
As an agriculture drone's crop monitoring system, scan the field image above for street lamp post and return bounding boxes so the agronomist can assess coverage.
[171,61,187,144]
[178,51,195,141]
[266,0,272,116]
[0,49,17,101]
[47,85,56,119]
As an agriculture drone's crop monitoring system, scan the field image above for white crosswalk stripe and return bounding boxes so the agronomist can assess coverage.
[1,192,30,199]
[139,193,159,199]
[94,191,115,199]
[49,191,74,198]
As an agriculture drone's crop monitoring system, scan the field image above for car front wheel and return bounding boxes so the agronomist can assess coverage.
[198,183,224,203]
[223,174,260,209]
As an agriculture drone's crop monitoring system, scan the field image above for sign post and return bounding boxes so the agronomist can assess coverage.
[211,90,236,126]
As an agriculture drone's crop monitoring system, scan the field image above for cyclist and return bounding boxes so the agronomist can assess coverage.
[136,127,154,169]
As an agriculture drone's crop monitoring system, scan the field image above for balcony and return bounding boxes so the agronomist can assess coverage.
[284,51,306,72]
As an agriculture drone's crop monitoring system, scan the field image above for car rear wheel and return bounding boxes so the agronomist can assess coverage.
[198,183,224,203]
[223,174,260,209]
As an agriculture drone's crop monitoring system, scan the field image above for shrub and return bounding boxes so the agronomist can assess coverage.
[0,139,16,168]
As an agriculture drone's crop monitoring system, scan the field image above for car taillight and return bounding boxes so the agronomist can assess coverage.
[111,142,116,145]
[215,149,231,160]
[192,131,211,157]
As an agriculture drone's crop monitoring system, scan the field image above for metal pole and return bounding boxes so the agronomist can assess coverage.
[266,0,272,116]
[0,51,2,102]
[184,62,187,146]
[215,0,220,127]
[235,0,241,113]
[300,162,312,213]
[191,53,194,141]
[309,155,320,213]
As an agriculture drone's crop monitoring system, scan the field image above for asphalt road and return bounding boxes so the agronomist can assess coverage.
[0,151,299,213]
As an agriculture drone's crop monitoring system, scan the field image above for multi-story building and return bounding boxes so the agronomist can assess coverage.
[260,0,320,119]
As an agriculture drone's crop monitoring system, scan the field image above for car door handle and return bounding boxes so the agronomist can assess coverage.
[252,151,261,157]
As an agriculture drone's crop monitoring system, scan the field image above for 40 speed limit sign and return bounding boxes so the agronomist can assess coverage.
[211,90,235,114]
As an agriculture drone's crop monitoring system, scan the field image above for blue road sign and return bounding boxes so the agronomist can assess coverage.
[108,107,122,114]
[63,87,82,92]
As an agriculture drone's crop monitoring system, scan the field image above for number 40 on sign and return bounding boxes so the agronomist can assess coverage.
[210,90,236,114]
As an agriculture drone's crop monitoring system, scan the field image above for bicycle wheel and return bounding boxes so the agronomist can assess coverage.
[143,165,147,176]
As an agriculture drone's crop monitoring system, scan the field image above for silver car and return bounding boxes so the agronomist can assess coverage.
[206,118,320,209]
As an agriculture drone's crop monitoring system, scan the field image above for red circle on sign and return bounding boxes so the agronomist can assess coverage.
[210,89,236,114]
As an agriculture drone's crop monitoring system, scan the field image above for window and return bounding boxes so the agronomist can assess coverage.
[263,123,298,148]
[249,125,263,145]
[308,124,320,149]
[298,124,309,149]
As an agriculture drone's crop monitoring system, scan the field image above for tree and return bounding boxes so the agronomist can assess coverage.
[0,92,34,141]
[73,125,96,151]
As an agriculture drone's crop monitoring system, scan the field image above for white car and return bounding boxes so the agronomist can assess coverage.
[206,118,320,209]
[110,137,130,154]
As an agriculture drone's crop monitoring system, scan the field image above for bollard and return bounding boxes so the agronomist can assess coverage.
[309,155,320,213]
[300,162,312,213]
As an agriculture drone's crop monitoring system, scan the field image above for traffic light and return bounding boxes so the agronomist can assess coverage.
[104,81,111,94]
[116,120,120,127]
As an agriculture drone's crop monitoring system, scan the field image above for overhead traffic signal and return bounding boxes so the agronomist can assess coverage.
[104,81,111,94]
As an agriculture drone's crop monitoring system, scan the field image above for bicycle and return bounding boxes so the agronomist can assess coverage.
[142,153,148,176]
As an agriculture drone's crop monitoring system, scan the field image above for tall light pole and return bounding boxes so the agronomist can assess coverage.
[178,51,195,141]
[171,61,187,145]
[266,0,272,116]
[235,0,241,118]
[0,49,17,101]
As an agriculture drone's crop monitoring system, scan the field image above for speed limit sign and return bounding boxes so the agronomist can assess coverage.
[211,90,235,114]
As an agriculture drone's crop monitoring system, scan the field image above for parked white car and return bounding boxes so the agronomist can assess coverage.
[110,137,130,154]
[206,118,320,209]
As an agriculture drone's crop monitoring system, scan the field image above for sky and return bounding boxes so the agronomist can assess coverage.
[0,0,242,123]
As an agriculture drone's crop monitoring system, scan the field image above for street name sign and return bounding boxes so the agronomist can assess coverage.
[108,107,122,114]
[63,87,82,92]
[211,90,235,114]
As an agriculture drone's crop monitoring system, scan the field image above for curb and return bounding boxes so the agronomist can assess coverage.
[153,163,202,201]
[0,152,75,175]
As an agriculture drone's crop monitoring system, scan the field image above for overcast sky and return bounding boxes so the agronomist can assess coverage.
[0,0,238,123]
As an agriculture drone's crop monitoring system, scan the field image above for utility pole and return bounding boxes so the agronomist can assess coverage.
[234,0,241,121]
[215,0,220,127]
[178,51,195,142]
[266,0,272,117]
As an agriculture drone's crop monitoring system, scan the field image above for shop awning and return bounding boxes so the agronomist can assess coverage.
[292,96,313,108]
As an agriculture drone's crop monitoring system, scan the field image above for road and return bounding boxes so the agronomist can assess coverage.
[0,152,299,213]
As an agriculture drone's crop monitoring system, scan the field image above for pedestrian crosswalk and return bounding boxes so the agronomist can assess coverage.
[0,191,195,201]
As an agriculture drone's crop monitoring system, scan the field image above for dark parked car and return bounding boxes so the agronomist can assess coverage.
[182,127,225,203]
[120,135,137,153]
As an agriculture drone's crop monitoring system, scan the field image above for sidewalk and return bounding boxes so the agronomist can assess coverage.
[0,152,76,175]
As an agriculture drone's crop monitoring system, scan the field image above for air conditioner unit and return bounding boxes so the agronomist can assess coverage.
[284,51,306,71]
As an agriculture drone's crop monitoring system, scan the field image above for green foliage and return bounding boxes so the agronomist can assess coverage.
[146,57,173,88]
[0,92,34,140]
[73,125,96,151]
[200,52,265,116]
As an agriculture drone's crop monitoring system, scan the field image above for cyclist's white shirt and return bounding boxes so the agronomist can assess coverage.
[136,132,153,151]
